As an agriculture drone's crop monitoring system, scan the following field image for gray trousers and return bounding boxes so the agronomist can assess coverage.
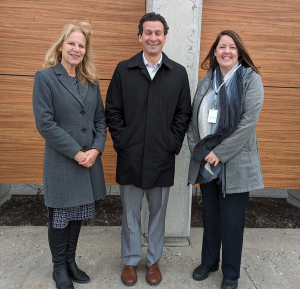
[119,184,170,267]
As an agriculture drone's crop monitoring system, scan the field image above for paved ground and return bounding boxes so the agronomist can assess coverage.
[0,226,299,289]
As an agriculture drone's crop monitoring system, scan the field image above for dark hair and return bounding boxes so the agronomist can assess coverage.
[201,30,259,74]
[137,12,169,36]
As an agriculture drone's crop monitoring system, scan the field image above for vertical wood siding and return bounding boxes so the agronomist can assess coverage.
[199,0,300,188]
[0,0,145,184]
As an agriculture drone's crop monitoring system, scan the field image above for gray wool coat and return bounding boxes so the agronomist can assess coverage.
[33,62,107,208]
[188,66,264,195]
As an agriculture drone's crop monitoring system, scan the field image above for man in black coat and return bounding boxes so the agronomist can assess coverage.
[106,12,191,286]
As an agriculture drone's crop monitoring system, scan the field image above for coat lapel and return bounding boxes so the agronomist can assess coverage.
[126,51,173,82]
[53,62,84,107]
[79,81,88,103]
[127,51,151,82]
[141,66,151,81]
[192,70,213,136]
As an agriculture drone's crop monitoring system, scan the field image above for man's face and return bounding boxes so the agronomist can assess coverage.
[139,21,167,59]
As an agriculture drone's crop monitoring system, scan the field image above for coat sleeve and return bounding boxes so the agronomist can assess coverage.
[32,70,82,159]
[91,84,107,154]
[187,80,204,154]
[171,69,192,155]
[213,73,264,163]
[187,118,197,154]
[105,64,125,153]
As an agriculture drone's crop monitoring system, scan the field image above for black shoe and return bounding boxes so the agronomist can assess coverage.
[67,261,90,284]
[192,264,219,281]
[52,265,74,289]
[221,279,238,289]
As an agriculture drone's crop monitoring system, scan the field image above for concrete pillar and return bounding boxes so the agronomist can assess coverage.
[287,189,300,208]
[142,0,203,247]
[0,184,11,206]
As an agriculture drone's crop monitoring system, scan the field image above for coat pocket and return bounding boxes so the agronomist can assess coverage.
[118,127,130,151]
[167,130,177,154]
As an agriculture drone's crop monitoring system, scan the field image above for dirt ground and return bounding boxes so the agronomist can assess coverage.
[0,195,299,228]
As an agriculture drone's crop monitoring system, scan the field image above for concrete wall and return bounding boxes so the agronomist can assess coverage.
[0,184,11,206]
[142,0,203,246]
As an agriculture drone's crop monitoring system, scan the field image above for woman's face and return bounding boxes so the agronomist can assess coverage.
[60,31,86,70]
[214,35,239,76]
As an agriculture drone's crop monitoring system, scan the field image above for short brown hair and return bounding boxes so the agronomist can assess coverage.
[137,12,169,36]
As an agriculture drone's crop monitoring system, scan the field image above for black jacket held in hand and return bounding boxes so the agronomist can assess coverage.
[106,52,191,190]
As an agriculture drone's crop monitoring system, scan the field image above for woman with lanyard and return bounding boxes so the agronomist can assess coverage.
[187,30,264,289]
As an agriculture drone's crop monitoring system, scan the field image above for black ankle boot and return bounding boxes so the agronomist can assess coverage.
[52,265,74,289]
[67,261,90,284]
[48,223,74,289]
[66,221,90,284]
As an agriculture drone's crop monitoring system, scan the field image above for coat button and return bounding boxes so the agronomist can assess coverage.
[80,110,85,115]
[83,146,87,150]
[82,128,87,133]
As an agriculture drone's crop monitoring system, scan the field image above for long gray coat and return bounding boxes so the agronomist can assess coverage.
[188,66,264,194]
[33,62,106,208]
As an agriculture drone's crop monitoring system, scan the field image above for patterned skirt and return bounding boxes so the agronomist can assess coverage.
[48,203,95,229]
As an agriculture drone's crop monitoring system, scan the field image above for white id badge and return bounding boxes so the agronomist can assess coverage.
[208,109,218,123]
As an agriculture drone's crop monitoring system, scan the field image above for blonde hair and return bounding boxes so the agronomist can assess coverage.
[44,21,98,85]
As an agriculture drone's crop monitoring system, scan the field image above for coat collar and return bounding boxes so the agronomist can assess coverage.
[193,69,213,106]
[127,51,173,69]
[52,62,87,106]
[196,65,253,101]
[127,51,173,82]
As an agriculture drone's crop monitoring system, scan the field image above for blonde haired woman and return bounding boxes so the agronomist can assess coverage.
[33,22,106,289]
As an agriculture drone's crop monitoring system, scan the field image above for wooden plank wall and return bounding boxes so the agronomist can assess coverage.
[199,0,300,188]
[0,0,299,188]
[0,0,145,183]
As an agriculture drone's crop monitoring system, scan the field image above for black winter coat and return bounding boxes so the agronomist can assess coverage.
[106,52,191,190]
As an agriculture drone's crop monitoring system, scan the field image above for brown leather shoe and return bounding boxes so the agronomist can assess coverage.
[146,262,162,285]
[121,265,137,286]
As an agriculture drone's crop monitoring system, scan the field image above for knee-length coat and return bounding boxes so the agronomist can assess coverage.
[106,52,192,190]
[33,62,106,208]
[188,66,264,195]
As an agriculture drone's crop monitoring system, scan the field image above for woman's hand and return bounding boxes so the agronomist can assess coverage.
[205,151,220,166]
[74,151,87,163]
[78,149,100,168]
